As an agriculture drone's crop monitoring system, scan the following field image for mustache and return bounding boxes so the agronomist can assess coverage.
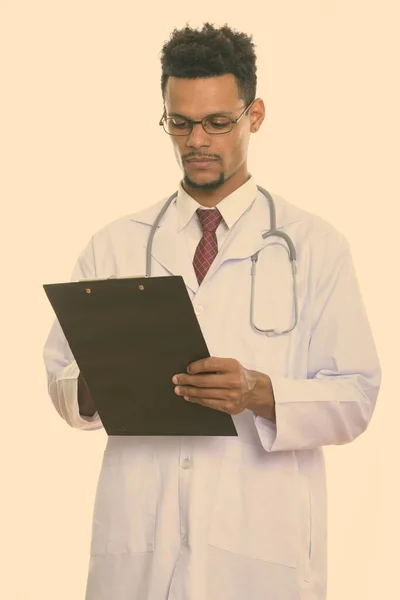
[183,153,220,161]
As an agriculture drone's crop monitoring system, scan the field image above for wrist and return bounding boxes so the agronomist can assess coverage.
[246,370,276,423]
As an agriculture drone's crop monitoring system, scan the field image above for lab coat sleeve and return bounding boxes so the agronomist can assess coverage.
[254,234,381,452]
[43,239,103,431]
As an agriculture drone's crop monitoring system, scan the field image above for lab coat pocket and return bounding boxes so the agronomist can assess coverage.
[208,440,301,567]
[90,445,157,555]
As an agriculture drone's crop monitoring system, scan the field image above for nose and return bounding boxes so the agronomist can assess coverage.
[186,123,210,149]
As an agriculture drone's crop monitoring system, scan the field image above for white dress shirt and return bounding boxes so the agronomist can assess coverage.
[176,175,259,257]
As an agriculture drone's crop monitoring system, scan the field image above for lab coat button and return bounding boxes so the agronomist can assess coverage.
[181,457,192,470]
[194,305,203,316]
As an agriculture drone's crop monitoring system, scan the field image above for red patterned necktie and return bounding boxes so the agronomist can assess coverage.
[193,208,223,284]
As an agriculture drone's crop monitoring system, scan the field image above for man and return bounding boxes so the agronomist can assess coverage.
[43,23,381,600]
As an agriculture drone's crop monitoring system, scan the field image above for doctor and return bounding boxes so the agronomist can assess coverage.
[44,23,381,600]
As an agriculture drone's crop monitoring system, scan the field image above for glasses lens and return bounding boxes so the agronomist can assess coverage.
[164,118,191,135]
[204,116,233,134]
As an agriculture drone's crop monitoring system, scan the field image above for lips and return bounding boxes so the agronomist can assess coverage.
[185,159,217,169]
[186,158,216,163]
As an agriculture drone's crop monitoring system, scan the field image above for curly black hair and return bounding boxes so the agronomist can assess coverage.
[160,23,257,105]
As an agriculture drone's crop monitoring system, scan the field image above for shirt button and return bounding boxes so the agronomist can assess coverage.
[181,457,192,470]
[194,305,203,316]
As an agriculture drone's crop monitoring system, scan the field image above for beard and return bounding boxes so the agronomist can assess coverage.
[183,171,225,191]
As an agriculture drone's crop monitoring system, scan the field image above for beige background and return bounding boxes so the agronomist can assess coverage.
[1,1,399,598]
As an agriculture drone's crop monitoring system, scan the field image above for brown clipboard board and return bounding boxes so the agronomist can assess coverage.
[43,276,237,436]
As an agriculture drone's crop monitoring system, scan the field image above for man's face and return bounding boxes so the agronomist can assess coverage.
[163,74,260,192]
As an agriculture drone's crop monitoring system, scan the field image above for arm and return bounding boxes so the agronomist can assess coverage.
[256,241,381,451]
[173,237,381,451]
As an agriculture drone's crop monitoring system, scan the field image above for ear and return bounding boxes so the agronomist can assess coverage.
[250,98,266,133]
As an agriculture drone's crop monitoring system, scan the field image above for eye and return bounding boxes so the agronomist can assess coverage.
[169,118,190,130]
[205,117,232,131]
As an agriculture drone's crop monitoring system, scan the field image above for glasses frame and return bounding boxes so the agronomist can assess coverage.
[159,99,256,136]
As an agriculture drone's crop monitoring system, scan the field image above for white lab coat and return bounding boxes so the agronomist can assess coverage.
[44,188,381,600]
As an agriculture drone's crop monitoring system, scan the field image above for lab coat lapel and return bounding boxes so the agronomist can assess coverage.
[150,214,199,292]
[131,198,198,293]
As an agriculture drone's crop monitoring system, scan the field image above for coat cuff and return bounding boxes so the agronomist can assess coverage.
[49,361,103,431]
[254,370,377,452]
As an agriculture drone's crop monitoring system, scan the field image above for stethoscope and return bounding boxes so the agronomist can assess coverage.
[145,185,298,335]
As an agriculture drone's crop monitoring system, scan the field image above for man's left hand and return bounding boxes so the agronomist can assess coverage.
[172,357,276,423]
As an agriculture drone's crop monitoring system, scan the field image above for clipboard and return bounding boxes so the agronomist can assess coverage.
[43,276,237,436]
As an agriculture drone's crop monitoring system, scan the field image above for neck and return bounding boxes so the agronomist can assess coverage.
[183,169,251,207]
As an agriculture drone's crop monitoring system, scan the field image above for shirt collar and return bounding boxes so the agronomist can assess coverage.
[176,175,259,232]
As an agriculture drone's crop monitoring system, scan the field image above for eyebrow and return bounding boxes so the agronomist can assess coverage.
[167,111,235,119]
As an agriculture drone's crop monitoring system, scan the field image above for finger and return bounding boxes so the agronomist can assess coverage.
[173,372,236,389]
[174,385,240,403]
[187,357,237,375]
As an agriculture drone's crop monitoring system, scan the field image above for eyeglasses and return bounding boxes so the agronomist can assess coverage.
[159,100,255,136]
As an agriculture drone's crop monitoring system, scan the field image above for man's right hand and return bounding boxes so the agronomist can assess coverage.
[78,373,97,417]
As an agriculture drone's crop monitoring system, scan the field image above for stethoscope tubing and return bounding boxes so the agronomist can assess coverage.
[145,185,298,335]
